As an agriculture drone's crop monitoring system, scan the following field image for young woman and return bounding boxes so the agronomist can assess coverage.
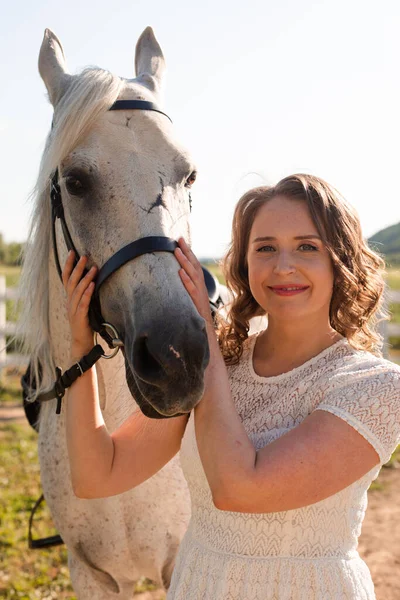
[63,173,400,599]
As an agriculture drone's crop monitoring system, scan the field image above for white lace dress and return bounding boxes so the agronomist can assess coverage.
[167,335,400,600]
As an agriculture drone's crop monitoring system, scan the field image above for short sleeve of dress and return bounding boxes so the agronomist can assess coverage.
[314,362,400,465]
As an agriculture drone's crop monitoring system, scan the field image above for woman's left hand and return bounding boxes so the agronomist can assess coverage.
[174,237,214,331]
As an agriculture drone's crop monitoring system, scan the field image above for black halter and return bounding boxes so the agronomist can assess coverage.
[51,99,178,348]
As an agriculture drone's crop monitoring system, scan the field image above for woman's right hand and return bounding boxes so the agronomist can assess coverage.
[62,250,98,357]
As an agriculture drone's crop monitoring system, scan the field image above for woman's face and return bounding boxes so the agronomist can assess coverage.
[246,195,334,324]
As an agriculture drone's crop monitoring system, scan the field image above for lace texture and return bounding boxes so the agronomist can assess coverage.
[167,336,400,599]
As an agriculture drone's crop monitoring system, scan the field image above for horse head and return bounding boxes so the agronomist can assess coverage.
[35,28,209,417]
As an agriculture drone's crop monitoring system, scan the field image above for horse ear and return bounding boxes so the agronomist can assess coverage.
[134,27,166,95]
[38,29,71,106]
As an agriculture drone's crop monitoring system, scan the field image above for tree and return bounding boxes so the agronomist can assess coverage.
[0,233,24,266]
[5,242,23,266]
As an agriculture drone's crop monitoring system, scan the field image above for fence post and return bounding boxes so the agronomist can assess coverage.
[0,275,6,368]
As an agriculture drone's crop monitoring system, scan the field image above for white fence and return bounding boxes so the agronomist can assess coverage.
[1,275,400,371]
[0,275,28,370]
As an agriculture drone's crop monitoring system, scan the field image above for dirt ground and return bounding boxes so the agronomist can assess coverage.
[1,405,399,599]
[358,466,400,599]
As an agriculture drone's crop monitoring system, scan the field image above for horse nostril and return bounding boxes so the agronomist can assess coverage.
[133,335,164,382]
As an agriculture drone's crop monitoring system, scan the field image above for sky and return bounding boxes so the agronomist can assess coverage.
[1,0,399,259]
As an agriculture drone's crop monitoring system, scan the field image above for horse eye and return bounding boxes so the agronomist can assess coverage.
[185,171,197,188]
[64,172,91,196]
[65,177,83,195]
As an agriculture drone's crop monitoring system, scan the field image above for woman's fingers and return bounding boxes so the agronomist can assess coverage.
[175,238,213,324]
[177,238,203,273]
[62,252,96,302]
[175,238,204,285]
[61,250,97,316]
[178,266,198,294]
[69,266,97,316]
[175,247,200,283]
[62,251,86,294]
[65,255,90,299]
[75,281,96,320]
[61,251,97,351]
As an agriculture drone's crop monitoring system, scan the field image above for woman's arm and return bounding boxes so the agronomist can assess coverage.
[175,239,381,513]
[66,362,188,499]
[196,379,380,512]
[63,251,189,499]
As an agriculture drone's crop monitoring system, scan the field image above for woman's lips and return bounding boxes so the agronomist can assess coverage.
[268,285,310,297]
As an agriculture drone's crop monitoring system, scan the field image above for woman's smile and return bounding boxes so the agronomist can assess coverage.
[268,285,310,296]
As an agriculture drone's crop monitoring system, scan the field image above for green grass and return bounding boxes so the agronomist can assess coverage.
[386,268,400,291]
[389,302,400,325]
[0,422,76,599]
[0,266,20,290]
[0,367,23,405]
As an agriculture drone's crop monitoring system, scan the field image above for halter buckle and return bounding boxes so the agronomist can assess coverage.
[95,323,123,359]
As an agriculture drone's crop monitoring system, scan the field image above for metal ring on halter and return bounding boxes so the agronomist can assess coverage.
[94,323,124,359]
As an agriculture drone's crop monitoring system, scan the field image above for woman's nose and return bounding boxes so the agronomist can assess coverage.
[272,251,296,275]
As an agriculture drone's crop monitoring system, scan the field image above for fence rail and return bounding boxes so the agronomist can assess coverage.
[0,276,27,370]
[1,276,400,371]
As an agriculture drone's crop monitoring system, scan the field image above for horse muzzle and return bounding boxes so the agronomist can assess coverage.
[123,315,210,417]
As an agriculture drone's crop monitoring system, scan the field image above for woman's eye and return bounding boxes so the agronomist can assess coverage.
[185,171,197,188]
[299,243,318,251]
[257,245,275,252]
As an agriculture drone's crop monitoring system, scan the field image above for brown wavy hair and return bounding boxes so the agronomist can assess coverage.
[217,173,387,364]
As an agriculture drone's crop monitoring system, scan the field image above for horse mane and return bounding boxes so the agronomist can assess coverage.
[17,68,124,400]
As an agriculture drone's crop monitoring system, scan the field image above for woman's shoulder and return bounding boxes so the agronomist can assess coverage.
[316,349,400,466]
[333,342,400,375]
[325,344,400,394]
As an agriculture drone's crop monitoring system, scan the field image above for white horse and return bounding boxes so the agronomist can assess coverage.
[18,27,210,599]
